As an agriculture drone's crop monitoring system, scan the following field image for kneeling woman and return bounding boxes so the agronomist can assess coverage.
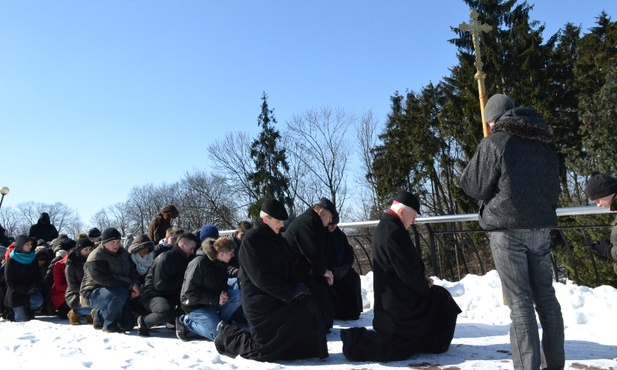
[177,237,245,341]
[4,235,44,321]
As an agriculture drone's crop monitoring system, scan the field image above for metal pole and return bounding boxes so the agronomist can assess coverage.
[0,187,9,210]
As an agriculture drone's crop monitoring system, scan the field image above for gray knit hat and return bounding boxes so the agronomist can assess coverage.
[484,94,515,123]
[586,172,617,200]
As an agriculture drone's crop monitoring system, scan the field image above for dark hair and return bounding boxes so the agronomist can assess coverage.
[236,221,253,233]
[177,232,199,246]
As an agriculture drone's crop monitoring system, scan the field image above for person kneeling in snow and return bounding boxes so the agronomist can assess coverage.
[176,234,245,341]
[340,191,461,362]
[80,228,141,333]
[214,199,328,361]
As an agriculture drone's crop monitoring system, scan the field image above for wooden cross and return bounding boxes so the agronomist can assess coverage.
[459,8,492,73]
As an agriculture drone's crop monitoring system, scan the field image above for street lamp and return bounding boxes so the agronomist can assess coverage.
[0,187,9,210]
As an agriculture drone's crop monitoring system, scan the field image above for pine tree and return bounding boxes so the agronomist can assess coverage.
[247,92,292,218]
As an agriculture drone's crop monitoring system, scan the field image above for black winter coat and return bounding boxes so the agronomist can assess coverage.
[284,208,328,279]
[374,212,461,338]
[28,213,59,242]
[142,245,192,306]
[219,218,327,361]
[326,227,355,278]
[4,253,43,308]
[180,242,227,313]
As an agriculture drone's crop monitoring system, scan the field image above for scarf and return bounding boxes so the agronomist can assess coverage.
[10,249,36,264]
[131,252,154,276]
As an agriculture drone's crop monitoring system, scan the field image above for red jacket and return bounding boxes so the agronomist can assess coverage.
[50,252,70,309]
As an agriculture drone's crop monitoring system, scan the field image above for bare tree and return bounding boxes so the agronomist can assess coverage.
[207,132,255,217]
[91,209,114,232]
[354,110,382,220]
[285,107,352,217]
[0,206,24,237]
[107,202,131,236]
[179,170,240,230]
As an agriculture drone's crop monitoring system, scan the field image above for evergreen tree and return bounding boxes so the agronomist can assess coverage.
[370,92,414,203]
[575,13,617,177]
[247,92,292,218]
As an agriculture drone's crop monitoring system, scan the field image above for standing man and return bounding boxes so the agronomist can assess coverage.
[28,212,59,243]
[148,205,180,244]
[284,197,336,330]
[340,191,460,361]
[80,227,141,333]
[461,94,565,370]
[215,199,328,361]
[137,233,198,336]
[585,172,617,269]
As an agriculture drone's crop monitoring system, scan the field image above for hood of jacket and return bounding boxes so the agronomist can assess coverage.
[491,107,554,144]
[198,237,218,262]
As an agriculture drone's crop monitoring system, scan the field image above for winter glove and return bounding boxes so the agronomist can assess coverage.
[292,283,311,300]
[227,266,239,278]
[333,264,350,281]
[587,239,614,259]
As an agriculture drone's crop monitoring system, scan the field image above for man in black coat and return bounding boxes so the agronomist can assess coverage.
[28,212,59,243]
[215,199,328,362]
[326,214,362,320]
[137,233,198,336]
[585,172,617,271]
[284,197,337,329]
[340,191,461,362]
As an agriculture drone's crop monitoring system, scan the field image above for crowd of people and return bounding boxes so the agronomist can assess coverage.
[1,94,617,369]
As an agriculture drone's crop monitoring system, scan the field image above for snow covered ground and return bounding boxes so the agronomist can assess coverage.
[1,270,616,370]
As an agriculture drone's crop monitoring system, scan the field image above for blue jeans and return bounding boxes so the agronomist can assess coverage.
[227,277,240,290]
[88,287,135,331]
[74,307,93,317]
[180,289,242,341]
[490,230,565,370]
[13,292,44,322]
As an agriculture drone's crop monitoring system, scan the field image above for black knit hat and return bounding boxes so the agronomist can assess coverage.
[88,227,102,238]
[586,172,617,200]
[76,237,95,252]
[101,228,122,244]
[393,191,421,215]
[261,199,288,221]
[58,238,77,251]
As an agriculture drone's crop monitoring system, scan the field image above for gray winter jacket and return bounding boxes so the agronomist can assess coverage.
[460,107,561,231]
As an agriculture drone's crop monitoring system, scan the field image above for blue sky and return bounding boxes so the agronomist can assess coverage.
[1,1,615,224]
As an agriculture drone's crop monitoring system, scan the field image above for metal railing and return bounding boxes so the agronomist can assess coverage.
[339,206,616,286]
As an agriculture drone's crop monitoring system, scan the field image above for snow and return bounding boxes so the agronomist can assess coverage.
[1,270,616,370]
